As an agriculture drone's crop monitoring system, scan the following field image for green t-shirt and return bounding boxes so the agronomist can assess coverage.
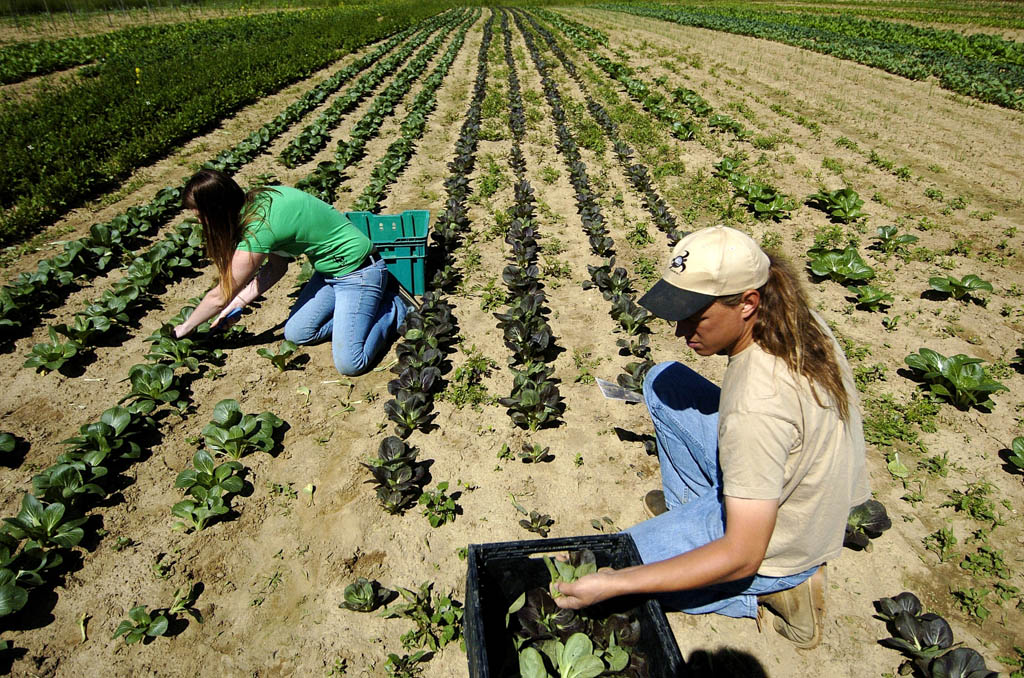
[236,186,372,277]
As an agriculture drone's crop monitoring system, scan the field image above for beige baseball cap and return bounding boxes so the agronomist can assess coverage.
[638,225,770,321]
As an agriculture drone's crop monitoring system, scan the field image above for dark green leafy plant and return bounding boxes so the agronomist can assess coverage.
[171,495,229,532]
[174,450,243,501]
[1008,437,1024,473]
[519,632,606,678]
[879,611,954,663]
[256,340,300,371]
[904,349,1007,411]
[385,392,436,439]
[31,462,107,506]
[23,327,79,373]
[874,592,922,622]
[808,247,875,284]
[145,325,224,372]
[340,577,391,612]
[520,511,554,537]
[929,648,998,678]
[119,364,188,415]
[928,274,993,303]
[201,399,284,459]
[0,432,14,455]
[3,493,86,551]
[846,284,893,312]
[54,314,111,347]
[60,406,148,464]
[872,226,918,256]
[361,437,426,514]
[384,650,429,678]
[520,443,554,464]
[844,499,891,551]
[806,188,866,223]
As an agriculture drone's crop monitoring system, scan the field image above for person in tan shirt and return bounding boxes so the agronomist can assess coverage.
[555,226,869,649]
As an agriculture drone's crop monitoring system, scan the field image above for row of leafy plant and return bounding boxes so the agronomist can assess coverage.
[1,297,283,650]
[352,10,477,211]
[0,3,450,245]
[597,3,1024,110]
[377,10,493,449]
[492,10,565,436]
[23,220,206,373]
[535,10,751,145]
[712,154,797,222]
[513,10,655,396]
[525,10,684,245]
[352,23,501,671]
[296,10,473,204]
[277,19,444,168]
[1,23,418,346]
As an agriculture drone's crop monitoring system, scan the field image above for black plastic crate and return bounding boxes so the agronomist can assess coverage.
[465,534,685,678]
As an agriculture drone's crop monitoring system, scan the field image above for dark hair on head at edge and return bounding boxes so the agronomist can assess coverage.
[718,252,851,422]
[182,169,274,299]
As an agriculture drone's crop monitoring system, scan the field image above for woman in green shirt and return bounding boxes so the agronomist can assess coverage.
[173,170,406,375]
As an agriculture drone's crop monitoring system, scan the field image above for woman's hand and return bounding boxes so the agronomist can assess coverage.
[173,323,190,339]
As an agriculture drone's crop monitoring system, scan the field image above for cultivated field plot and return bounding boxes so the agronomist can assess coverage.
[1,4,1023,677]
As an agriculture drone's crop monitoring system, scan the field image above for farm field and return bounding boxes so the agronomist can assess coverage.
[1,4,1023,678]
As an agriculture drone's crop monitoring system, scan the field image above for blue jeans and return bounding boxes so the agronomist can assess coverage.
[283,259,406,376]
[625,361,817,618]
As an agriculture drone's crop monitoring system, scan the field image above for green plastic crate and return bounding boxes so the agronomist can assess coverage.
[344,210,429,295]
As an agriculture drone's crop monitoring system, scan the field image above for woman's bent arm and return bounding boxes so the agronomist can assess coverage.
[555,496,778,609]
[174,250,267,337]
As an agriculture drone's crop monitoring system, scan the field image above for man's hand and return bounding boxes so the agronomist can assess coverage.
[553,570,621,610]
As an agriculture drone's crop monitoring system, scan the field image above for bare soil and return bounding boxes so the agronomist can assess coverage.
[1,7,1022,678]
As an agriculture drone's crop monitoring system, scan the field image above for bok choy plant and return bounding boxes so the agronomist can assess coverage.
[201,399,284,459]
[904,349,1007,411]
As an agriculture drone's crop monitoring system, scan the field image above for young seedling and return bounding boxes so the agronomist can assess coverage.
[381,581,463,652]
[257,340,300,371]
[1008,436,1024,473]
[174,450,244,500]
[112,605,169,644]
[419,482,458,528]
[519,443,554,464]
[872,226,918,257]
[510,494,554,537]
[384,651,429,678]
[846,284,893,312]
[340,577,392,612]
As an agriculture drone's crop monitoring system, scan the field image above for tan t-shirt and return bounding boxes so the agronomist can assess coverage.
[718,336,870,577]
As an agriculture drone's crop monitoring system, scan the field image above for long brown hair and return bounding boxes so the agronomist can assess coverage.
[722,253,851,421]
[181,169,274,299]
